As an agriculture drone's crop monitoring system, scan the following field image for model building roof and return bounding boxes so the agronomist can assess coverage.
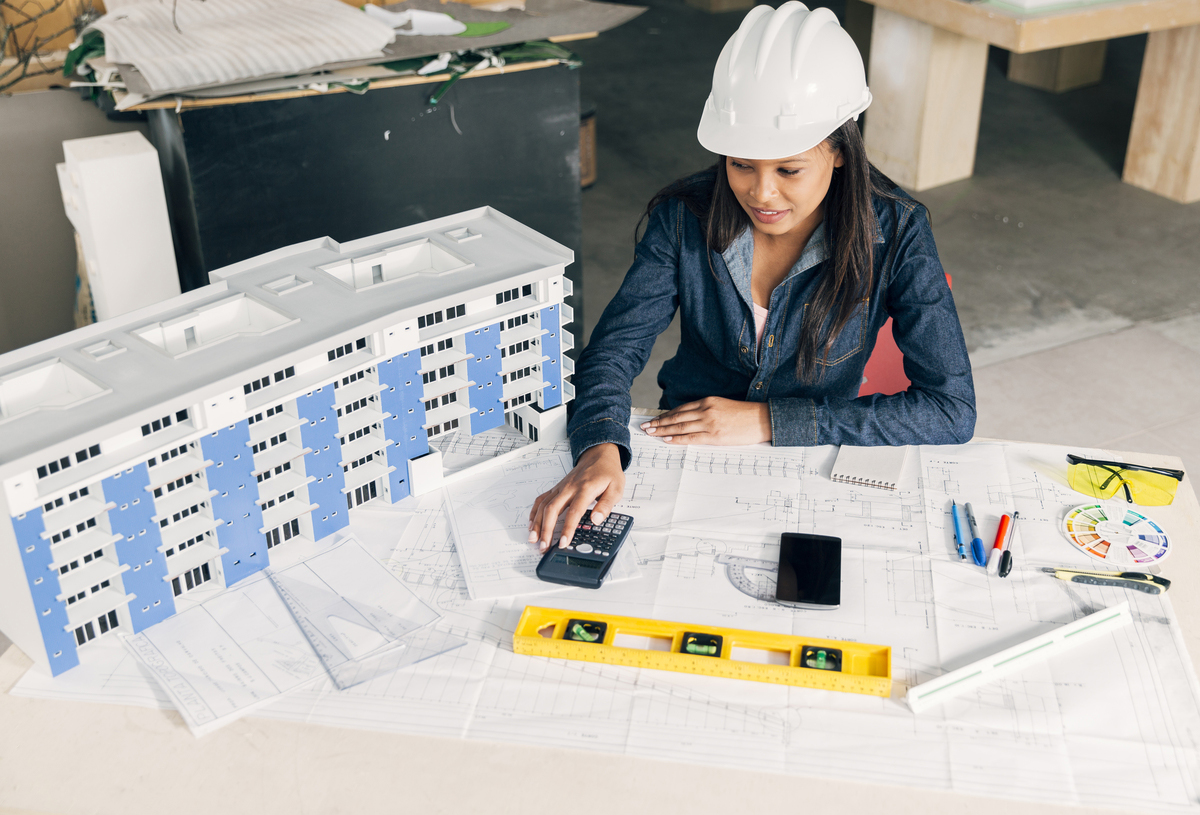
[0,207,572,473]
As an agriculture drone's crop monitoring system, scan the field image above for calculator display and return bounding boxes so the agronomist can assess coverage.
[566,557,602,569]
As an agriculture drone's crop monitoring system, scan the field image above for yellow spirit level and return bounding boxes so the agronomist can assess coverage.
[513,606,892,697]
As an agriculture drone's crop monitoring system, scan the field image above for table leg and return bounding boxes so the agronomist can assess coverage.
[1123,24,1200,204]
[1008,41,1107,93]
[864,7,989,191]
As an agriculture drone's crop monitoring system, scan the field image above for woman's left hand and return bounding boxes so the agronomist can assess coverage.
[640,397,772,446]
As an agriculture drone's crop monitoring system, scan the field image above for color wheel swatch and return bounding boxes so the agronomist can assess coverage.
[1062,503,1171,565]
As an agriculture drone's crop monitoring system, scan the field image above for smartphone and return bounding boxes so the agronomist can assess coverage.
[775,533,841,609]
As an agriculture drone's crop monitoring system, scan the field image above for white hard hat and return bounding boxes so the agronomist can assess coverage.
[697,2,872,160]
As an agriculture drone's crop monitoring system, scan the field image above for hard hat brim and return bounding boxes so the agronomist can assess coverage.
[696,100,869,160]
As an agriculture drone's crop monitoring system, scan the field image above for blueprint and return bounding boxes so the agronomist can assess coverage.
[13,422,1200,811]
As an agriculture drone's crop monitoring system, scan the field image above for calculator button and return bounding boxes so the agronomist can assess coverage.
[576,543,593,554]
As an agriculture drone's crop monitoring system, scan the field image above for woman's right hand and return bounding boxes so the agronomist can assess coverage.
[528,443,625,553]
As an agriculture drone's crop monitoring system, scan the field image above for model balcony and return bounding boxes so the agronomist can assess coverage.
[157,513,222,549]
[497,322,547,345]
[252,471,315,501]
[417,347,471,373]
[246,411,307,445]
[163,546,226,589]
[48,529,124,569]
[145,450,212,491]
[502,379,546,404]
[332,378,387,409]
[40,496,115,539]
[500,349,546,374]
[151,484,218,519]
[338,434,391,465]
[61,585,135,632]
[251,440,312,476]
[259,496,319,533]
[420,402,472,429]
[341,459,394,493]
[55,556,129,602]
[421,374,473,402]
[336,410,391,441]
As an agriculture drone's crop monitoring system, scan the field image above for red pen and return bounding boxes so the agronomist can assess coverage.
[987,513,1012,575]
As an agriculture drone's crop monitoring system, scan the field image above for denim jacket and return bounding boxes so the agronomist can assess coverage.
[568,190,976,468]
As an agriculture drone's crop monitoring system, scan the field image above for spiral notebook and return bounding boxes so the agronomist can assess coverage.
[830,445,909,491]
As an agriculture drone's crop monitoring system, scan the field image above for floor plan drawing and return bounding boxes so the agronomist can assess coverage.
[11,425,1200,811]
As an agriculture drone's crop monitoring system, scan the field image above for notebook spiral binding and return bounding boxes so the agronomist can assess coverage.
[831,474,898,490]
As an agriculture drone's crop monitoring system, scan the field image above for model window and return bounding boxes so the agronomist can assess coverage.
[245,369,294,393]
[36,455,72,479]
[74,610,119,646]
[265,519,300,549]
[74,444,102,464]
[171,563,213,597]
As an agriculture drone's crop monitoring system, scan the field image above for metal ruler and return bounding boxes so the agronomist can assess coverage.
[512,606,892,696]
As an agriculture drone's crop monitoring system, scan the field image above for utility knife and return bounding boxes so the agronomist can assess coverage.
[1041,567,1170,594]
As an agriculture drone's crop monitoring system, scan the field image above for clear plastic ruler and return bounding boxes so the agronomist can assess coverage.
[267,539,465,689]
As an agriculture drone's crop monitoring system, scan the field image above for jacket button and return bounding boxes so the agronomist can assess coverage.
[741,346,748,354]
[755,383,762,390]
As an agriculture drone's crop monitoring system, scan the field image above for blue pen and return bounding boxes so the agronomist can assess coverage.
[965,503,986,567]
[951,501,968,560]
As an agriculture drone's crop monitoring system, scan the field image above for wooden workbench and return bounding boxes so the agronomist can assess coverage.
[846,0,1200,202]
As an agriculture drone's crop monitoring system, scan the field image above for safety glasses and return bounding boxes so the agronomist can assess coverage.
[1066,454,1185,506]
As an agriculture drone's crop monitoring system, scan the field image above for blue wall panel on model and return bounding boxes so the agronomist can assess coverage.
[384,444,410,502]
[378,351,429,503]
[466,322,504,435]
[297,385,349,540]
[540,304,563,409]
[14,508,78,675]
[201,421,265,586]
[103,464,174,632]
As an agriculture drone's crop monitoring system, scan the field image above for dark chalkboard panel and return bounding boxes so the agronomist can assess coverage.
[147,64,583,324]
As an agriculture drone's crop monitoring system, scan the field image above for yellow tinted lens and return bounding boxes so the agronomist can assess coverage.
[1068,461,1180,505]
[1068,462,1123,499]
[1124,470,1179,506]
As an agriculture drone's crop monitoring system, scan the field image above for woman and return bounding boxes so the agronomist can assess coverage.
[530,2,975,551]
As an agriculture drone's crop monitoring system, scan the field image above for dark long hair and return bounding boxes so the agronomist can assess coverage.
[638,119,908,382]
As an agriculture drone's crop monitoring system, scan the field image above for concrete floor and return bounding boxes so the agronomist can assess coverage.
[569,0,1200,474]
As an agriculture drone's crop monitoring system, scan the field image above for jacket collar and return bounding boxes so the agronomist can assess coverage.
[717,204,888,310]
[720,223,828,313]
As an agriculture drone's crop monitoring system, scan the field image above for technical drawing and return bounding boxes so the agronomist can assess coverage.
[0,208,575,676]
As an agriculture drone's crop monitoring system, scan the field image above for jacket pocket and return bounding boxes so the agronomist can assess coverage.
[814,298,868,367]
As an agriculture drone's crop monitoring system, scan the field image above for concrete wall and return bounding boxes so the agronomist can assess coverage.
[0,89,148,354]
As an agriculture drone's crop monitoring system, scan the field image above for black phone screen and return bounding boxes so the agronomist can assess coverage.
[776,533,841,607]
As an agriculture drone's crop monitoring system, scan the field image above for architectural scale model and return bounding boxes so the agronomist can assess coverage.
[0,207,575,676]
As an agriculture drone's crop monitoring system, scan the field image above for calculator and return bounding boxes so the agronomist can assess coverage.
[535,512,634,589]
